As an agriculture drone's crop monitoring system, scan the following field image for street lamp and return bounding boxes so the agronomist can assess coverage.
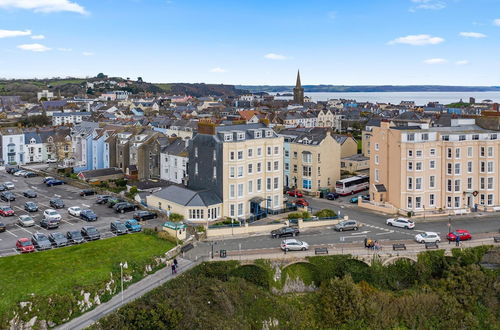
[119,262,124,305]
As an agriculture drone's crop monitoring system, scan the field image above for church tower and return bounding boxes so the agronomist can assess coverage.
[293,70,304,105]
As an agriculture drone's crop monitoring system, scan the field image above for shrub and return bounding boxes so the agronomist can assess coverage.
[314,209,337,218]
[169,213,184,222]
[287,211,311,220]
[115,178,127,187]
[230,265,269,289]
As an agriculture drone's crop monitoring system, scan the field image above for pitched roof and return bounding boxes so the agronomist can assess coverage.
[151,185,222,207]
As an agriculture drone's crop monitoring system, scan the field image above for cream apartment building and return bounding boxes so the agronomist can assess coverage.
[370,119,500,214]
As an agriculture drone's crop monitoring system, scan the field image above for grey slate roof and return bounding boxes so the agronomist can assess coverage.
[151,185,221,207]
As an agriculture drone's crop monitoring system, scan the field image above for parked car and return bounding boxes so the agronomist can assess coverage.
[46,159,57,164]
[46,179,65,187]
[0,221,5,232]
[326,192,340,200]
[114,202,138,213]
[48,232,68,247]
[3,182,15,190]
[386,217,415,229]
[31,232,52,250]
[107,197,125,208]
[287,190,303,198]
[110,221,128,235]
[446,229,472,241]
[271,226,300,238]
[67,206,82,217]
[42,176,55,183]
[280,239,309,252]
[43,209,62,221]
[24,201,38,212]
[13,170,27,177]
[79,189,96,196]
[23,190,37,198]
[0,184,7,192]
[96,195,112,204]
[0,206,15,217]
[81,226,100,240]
[18,215,35,227]
[294,198,309,207]
[125,219,142,232]
[0,191,15,202]
[133,210,157,221]
[80,209,98,222]
[66,230,85,244]
[40,218,60,229]
[415,232,441,244]
[49,198,65,209]
[6,167,19,174]
[16,238,35,253]
[24,171,37,178]
[334,220,360,232]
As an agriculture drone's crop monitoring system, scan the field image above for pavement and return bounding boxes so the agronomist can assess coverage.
[56,257,196,330]
[0,170,165,257]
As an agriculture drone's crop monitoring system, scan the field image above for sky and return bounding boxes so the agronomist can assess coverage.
[0,0,499,85]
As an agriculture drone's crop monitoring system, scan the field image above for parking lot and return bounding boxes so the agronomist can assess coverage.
[0,170,165,257]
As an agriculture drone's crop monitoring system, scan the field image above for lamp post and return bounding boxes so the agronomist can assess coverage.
[448,212,451,233]
[119,262,124,305]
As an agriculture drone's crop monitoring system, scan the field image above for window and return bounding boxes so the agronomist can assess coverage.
[442,135,449,141]
[487,161,494,173]
[265,130,272,137]
[285,163,289,171]
[416,162,422,171]
[257,162,262,173]
[318,153,321,162]
[454,197,460,208]
[230,151,235,160]
[455,148,460,159]
[407,133,415,141]
[247,148,253,158]
[467,161,472,173]
[407,197,412,209]
[416,177,422,190]
[254,130,262,138]
[274,195,279,207]
[318,167,321,176]
[488,194,494,206]
[237,183,244,197]
[407,177,413,190]
[459,135,466,141]
[195,163,198,175]
[302,152,312,163]
[447,148,452,159]
[454,179,460,192]
[447,163,452,175]
[480,194,485,205]
[480,177,485,190]
[273,177,279,189]
[480,161,486,173]
[230,167,235,178]
[237,166,243,178]
[229,184,235,198]
[415,197,422,208]
[224,134,233,142]
[195,147,198,157]
[487,177,493,190]
[375,143,379,151]
[429,194,435,206]
[293,151,297,159]
[284,150,289,157]
[447,196,452,208]
[293,164,297,173]
[302,179,312,190]
[422,133,429,141]
[274,146,279,155]
[266,178,271,191]
[467,147,473,157]
[375,155,379,165]
[488,147,493,157]
[303,166,312,177]
[267,161,271,172]
[429,175,435,188]
[267,147,272,156]
[238,203,243,216]
[454,163,460,175]
[408,162,413,171]
[237,151,243,160]
[213,150,216,160]
[248,164,253,174]
[375,169,379,182]
[257,179,262,191]
[213,166,217,179]
[447,179,452,192]
[480,147,485,157]
[408,150,413,157]
[237,132,245,140]
[257,147,262,156]
[248,180,253,193]
[230,204,235,217]
[274,161,279,171]
[429,160,436,169]
[416,150,422,157]
[430,148,436,156]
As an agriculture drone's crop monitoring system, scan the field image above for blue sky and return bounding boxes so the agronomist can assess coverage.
[0,0,499,85]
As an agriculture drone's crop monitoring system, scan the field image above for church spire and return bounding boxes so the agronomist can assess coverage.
[296,70,302,88]
[293,69,304,105]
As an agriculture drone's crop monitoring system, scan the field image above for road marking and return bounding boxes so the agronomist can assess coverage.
[61,219,74,226]
[375,231,392,236]
[350,230,370,235]
[6,230,17,237]
[54,194,61,198]
[82,204,90,208]
[12,179,17,182]
[15,224,34,234]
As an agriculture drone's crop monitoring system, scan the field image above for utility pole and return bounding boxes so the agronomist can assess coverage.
[119,262,124,305]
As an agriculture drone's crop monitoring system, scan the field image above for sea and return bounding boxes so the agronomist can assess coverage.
[298,92,500,105]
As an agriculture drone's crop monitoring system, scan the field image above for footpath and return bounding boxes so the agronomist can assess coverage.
[56,258,197,330]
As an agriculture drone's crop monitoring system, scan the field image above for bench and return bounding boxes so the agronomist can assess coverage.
[494,237,500,243]
[315,247,329,255]
[425,242,439,249]
[392,243,406,251]
[180,243,194,253]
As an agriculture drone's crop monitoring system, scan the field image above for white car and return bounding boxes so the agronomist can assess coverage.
[43,209,62,221]
[415,232,440,243]
[3,182,15,190]
[280,239,309,252]
[46,159,57,163]
[68,206,82,217]
[13,170,27,177]
[18,215,35,227]
[386,217,415,229]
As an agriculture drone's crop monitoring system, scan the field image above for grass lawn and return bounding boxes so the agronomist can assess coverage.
[154,83,172,92]
[0,233,174,317]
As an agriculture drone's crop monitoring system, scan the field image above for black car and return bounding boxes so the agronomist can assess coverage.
[0,221,5,232]
[24,171,37,178]
[24,201,38,212]
[66,230,85,244]
[23,190,37,198]
[133,210,157,221]
[48,232,68,247]
[107,197,125,208]
[40,218,60,229]
[114,202,138,213]
[96,195,112,204]
[6,167,19,174]
[49,198,65,209]
[80,209,98,222]
[80,189,96,196]
[0,185,7,192]
[31,232,52,250]
[271,226,300,238]
[110,221,128,235]
[326,192,340,200]
[0,191,15,202]
[81,226,100,240]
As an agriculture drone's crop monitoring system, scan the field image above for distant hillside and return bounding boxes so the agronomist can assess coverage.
[237,85,500,93]
[155,83,248,97]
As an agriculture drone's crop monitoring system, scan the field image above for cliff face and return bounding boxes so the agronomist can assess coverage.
[476,116,500,130]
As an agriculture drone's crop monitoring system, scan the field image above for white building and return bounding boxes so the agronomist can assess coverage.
[0,128,25,165]
[52,112,92,126]
[24,132,44,163]
[37,90,54,101]
[160,139,189,185]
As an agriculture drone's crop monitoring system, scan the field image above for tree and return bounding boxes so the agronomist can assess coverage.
[137,77,143,83]
[96,73,106,78]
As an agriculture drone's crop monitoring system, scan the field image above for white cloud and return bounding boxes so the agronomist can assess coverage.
[410,0,446,11]
[210,67,226,73]
[57,47,72,51]
[0,29,31,38]
[388,34,444,46]
[264,53,287,60]
[31,34,45,39]
[494,19,500,26]
[423,58,447,64]
[459,32,486,38]
[455,60,469,65]
[82,51,94,56]
[17,43,50,52]
[0,0,88,15]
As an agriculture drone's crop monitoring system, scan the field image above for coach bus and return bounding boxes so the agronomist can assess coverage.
[335,175,369,196]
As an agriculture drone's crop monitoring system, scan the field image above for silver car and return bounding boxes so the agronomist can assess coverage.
[280,239,309,252]
[334,220,359,232]
[18,215,35,227]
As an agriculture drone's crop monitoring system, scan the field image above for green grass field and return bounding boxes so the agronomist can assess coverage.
[0,233,174,316]
[154,83,172,92]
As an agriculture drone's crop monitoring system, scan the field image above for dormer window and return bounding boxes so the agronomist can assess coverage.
[30,138,36,144]
[237,132,245,141]
[224,134,233,142]
[254,131,261,139]
[265,130,272,137]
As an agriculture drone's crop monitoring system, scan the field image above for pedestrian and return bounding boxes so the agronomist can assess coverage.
[455,235,460,247]
[171,264,177,274]
[173,258,178,270]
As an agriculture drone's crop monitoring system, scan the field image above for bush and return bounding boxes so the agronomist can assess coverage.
[114,178,127,187]
[287,211,311,220]
[169,213,184,222]
[314,209,337,218]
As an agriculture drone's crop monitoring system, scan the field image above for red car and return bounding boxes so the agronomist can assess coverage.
[294,198,309,207]
[287,190,303,198]
[16,238,35,253]
[0,206,15,217]
[446,229,472,241]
